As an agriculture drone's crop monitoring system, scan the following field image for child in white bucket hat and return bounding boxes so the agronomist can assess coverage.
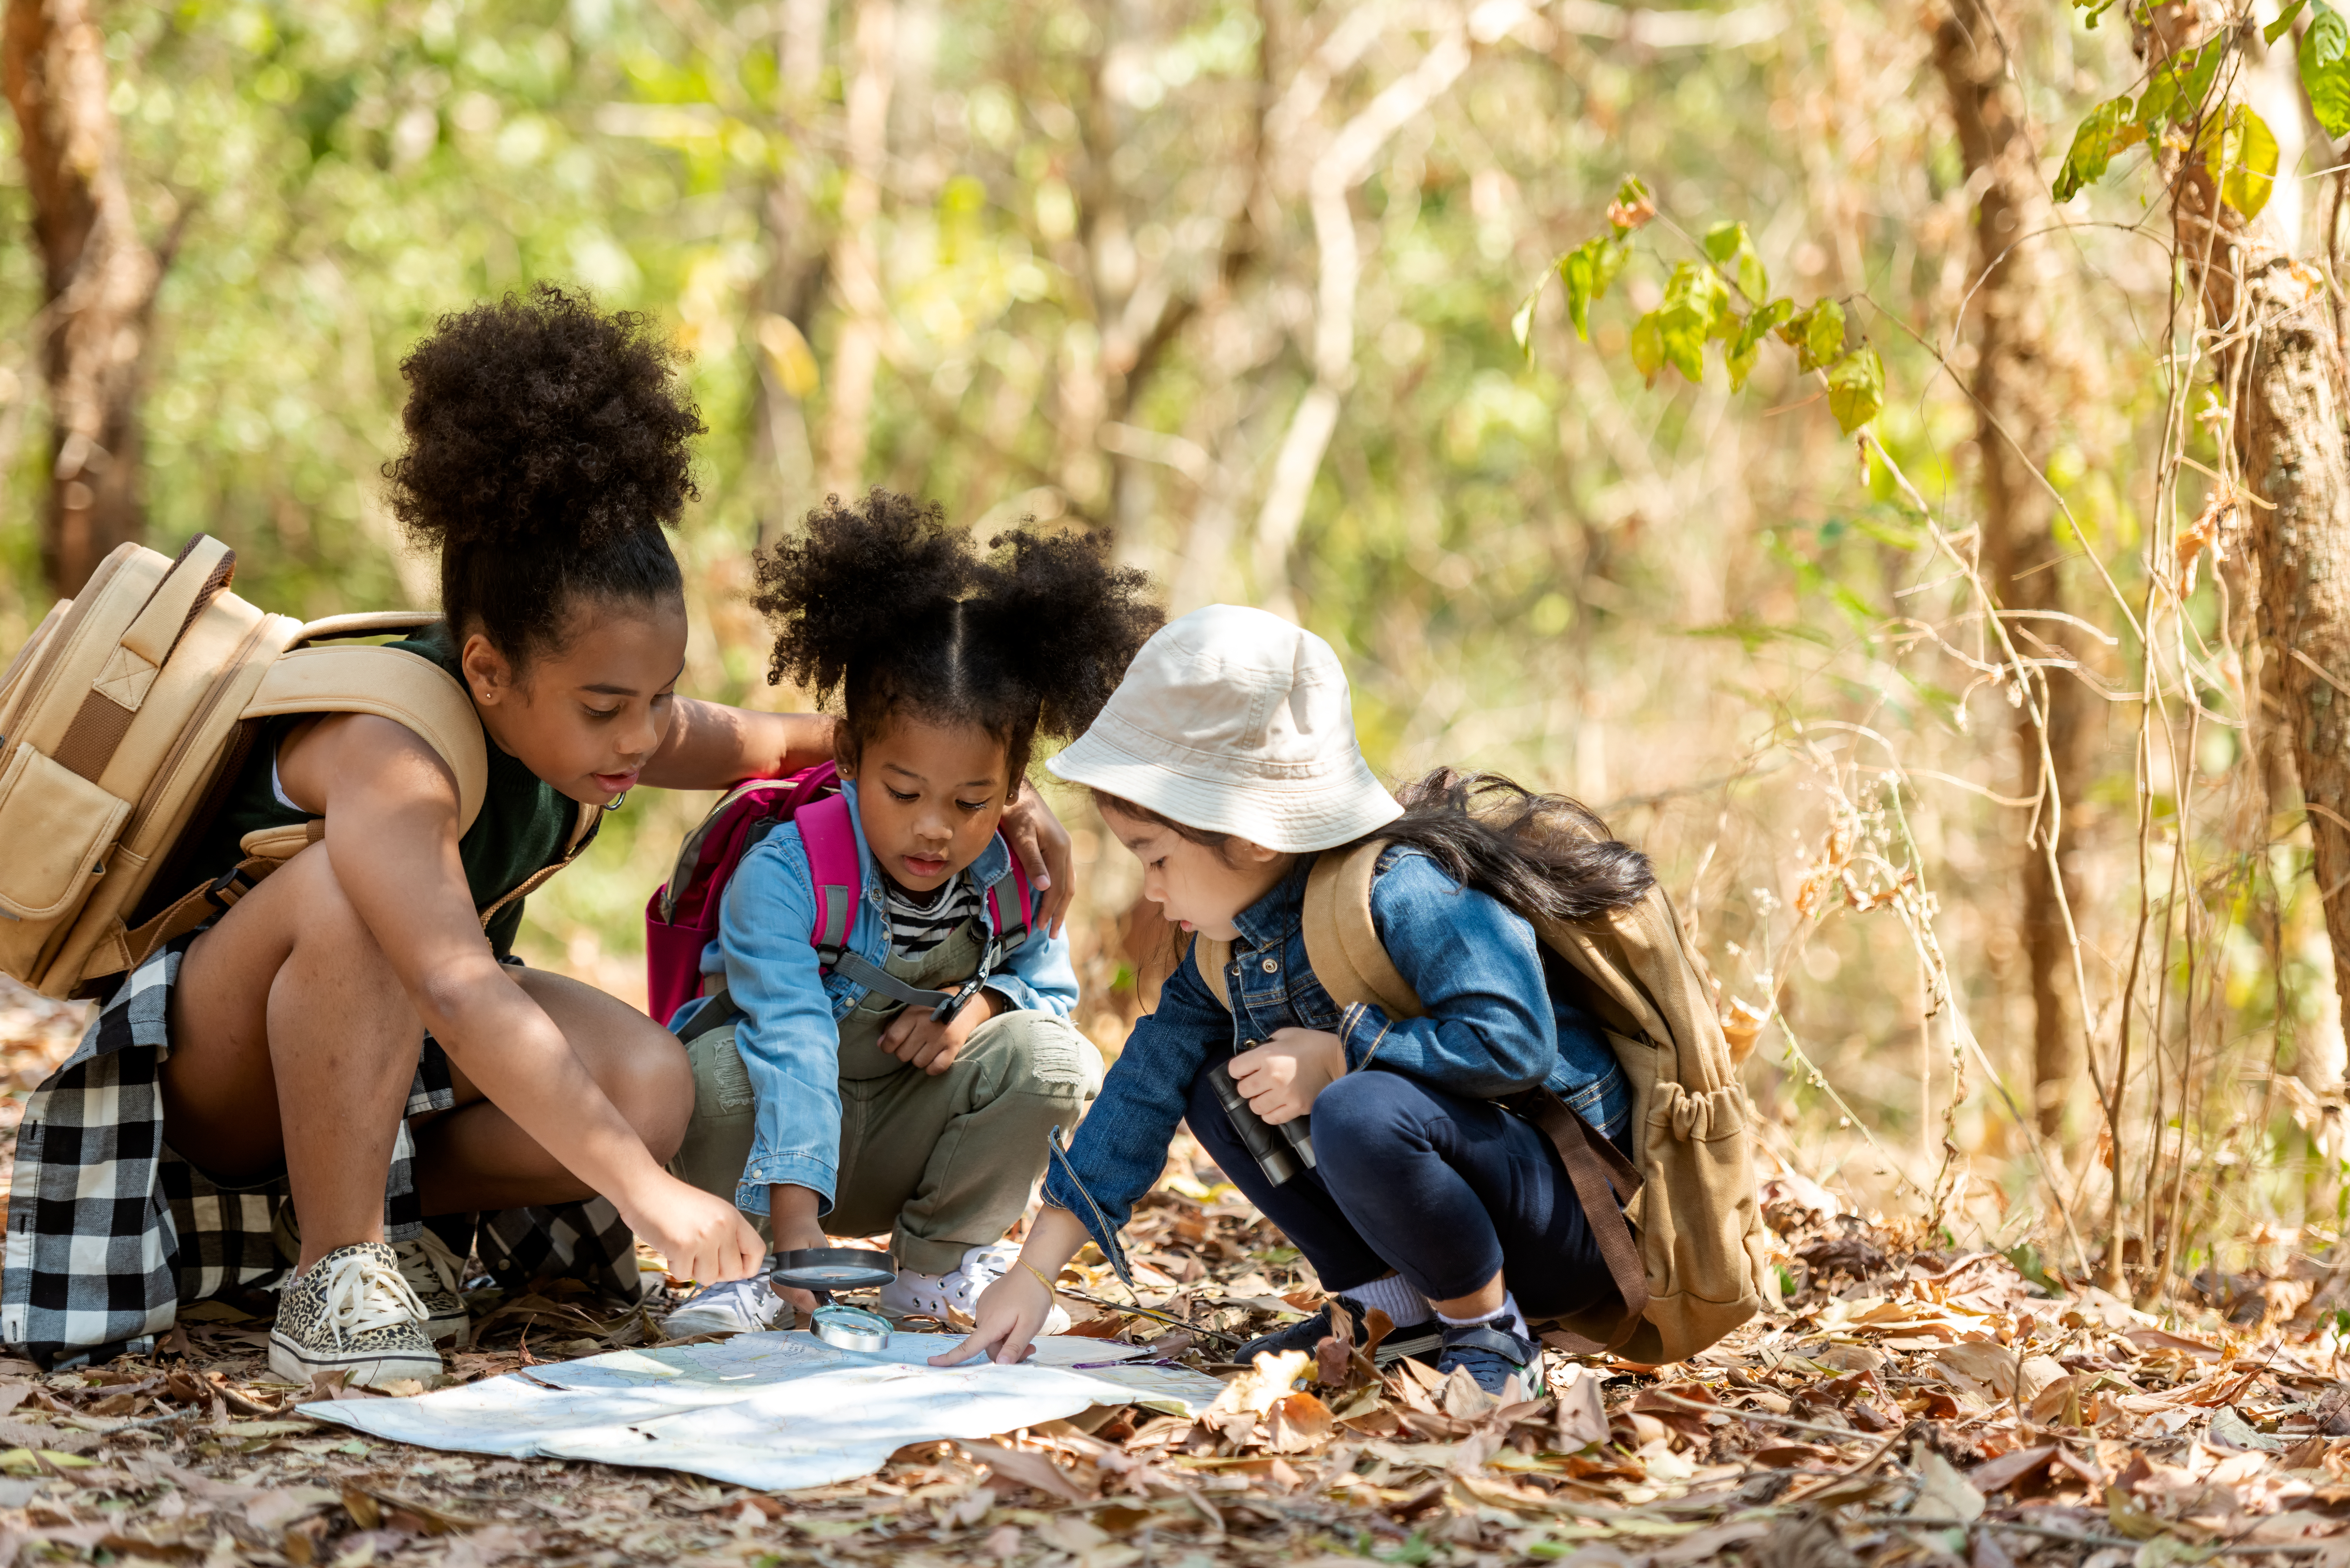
[934,605,1657,1397]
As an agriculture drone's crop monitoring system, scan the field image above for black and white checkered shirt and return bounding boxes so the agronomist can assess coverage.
[0,934,644,1368]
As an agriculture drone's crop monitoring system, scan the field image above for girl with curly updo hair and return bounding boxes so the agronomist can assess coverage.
[154,287,1079,1387]
[657,493,1160,1340]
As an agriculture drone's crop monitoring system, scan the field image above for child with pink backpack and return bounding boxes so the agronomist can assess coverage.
[655,493,1161,1335]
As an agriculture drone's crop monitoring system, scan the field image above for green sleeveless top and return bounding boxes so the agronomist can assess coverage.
[193,629,586,957]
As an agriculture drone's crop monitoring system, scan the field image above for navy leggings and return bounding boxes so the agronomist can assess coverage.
[1183,1064,1616,1321]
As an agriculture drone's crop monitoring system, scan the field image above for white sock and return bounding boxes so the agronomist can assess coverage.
[1344,1273,1431,1326]
[1438,1290,1529,1340]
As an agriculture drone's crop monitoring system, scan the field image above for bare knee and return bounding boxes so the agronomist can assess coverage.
[606,1025,693,1162]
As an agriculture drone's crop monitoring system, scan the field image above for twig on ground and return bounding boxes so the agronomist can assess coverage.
[1058,1286,1246,1347]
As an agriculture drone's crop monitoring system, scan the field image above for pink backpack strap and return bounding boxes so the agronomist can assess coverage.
[983,832,1035,953]
[794,793,862,956]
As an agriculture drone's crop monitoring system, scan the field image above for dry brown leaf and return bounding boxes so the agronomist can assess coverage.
[1439,1366,1499,1420]
[955,1440,1097,1504]
[1555,1364,1610,1449]
[1265,1391,1334,1453]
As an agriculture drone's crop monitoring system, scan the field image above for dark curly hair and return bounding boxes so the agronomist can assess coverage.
[753,490,1164,791]
[383,283,702,663]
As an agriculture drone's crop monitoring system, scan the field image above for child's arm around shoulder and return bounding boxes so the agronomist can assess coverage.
[717,828,849,1215]
[978,872,1081,1019]
[1341,848,1558,1097]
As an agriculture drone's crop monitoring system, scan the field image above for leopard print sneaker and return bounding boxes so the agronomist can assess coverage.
[395,1229,472,1345]
[275,1204,470,1346]
[268,1242,442,1389]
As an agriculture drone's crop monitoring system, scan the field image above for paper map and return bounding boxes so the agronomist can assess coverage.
[298,1333,1229,1491]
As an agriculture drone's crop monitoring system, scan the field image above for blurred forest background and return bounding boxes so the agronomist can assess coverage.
[3,0,2345,1310]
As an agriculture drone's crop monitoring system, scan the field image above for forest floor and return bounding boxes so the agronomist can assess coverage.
[0,991,2346,1567]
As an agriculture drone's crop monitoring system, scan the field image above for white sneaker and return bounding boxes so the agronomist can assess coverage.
[880,1243,1072,1334]
[268,1242,443,1389]
[664,1276,791,1339]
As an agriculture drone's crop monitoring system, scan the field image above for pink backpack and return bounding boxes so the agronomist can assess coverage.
[643,762,1032,1027]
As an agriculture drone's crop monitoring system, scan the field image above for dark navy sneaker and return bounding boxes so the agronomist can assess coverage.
[1232,1293,1444,1367]
[1436,1316,1546,1399]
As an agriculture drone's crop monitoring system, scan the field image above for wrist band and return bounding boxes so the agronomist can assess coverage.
[1020,1261,1056,1296]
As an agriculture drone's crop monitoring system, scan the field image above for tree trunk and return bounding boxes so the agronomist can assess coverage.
[1929,0,2098,1143]
[813,0,893,500]
[2152,18,2350,1140]
[748,0,830,547]
[3,0,164,594]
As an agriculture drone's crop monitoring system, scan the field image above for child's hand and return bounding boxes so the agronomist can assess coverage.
[999,788,1076,936]
[625,1177,767,1287]
[1231,1028,1346,1125]
[766,1185,833,1315]
[881,989,1002,1074]
[933,1263,1052,1366]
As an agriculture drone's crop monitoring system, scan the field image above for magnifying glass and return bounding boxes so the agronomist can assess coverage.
[771,1248,898,1352]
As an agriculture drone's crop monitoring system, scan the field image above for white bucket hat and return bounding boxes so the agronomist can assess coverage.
[1045,604,1403,852]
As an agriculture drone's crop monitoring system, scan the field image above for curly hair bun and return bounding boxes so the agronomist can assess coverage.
[752,491,1164,784]
[384,284,703,659]
[754,492,974,703]
[976,528,1161,741]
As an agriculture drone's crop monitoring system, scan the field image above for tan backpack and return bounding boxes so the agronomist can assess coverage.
[1195,840,1773,1365]
[0,534,489,999]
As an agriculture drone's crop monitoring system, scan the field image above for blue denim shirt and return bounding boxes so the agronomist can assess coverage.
[699,780,1080,1217]
[1041,847,1630,1253]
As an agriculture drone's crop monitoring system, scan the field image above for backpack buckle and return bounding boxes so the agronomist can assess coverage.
[201,865,253,911]
[930,974,986,1024]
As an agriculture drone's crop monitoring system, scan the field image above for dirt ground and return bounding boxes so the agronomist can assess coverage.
[0,984,2346,1568]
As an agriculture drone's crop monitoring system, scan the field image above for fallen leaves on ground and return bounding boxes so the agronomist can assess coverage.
[1,995,2349,1563]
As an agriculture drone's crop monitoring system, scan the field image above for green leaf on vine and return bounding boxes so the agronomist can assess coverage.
[1510,279,1543,360]
[1702,220,1769,303]
[2304,1,2350,138]
[1780,299,1847,373]
[1826,347,1885,434]
[1558,235,1627,341]
[2053,95,2145,201]
[1728,298,1795,392]
[1629,311,1665,382]
[1655,262,1726,380]
[2269,0,2309,44]
[2204,103,2279,219]
[2137,39,2223,134]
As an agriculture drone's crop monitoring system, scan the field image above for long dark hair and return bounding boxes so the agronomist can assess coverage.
[1375,767,1653,920]
[1094,766,1654,922]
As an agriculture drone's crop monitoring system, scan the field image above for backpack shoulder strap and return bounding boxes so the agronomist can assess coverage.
[1192,934,1233,1010]
[243,644,489,834]
[794,791,860,956]
[983,832,1034,952]
[1301,841,1426,1019]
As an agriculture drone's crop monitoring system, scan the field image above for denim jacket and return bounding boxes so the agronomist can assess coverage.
[1041,846,1629,1253]
[709,780,1080,1217]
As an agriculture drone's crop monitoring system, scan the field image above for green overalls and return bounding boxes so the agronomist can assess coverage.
[670,906,1100,1274]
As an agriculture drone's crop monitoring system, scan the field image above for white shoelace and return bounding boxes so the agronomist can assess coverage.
[401,1230,466,1299]
[308,1249,430,1349]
